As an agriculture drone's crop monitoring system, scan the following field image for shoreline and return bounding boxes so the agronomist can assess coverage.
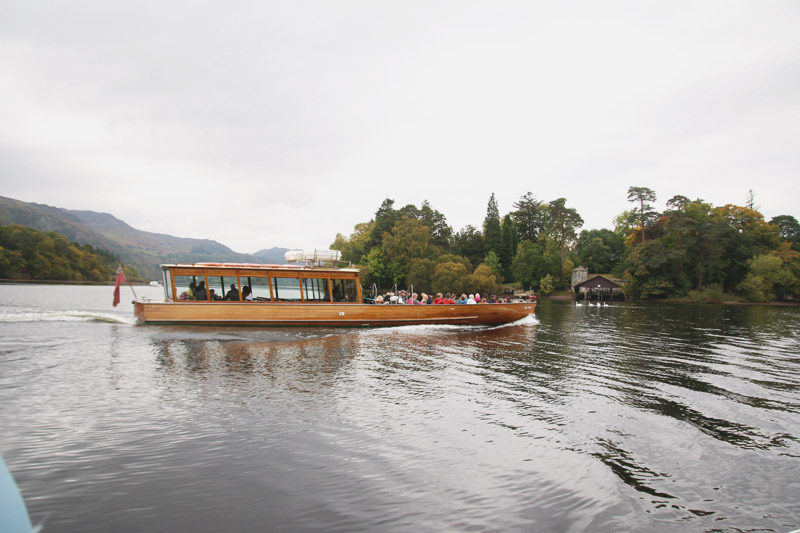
[537,292,799,307]
[0,278,151,286]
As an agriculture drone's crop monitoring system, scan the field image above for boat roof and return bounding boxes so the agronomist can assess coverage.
[161,262,360,273]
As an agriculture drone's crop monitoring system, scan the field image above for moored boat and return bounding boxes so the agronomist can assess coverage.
[133,258,535,327]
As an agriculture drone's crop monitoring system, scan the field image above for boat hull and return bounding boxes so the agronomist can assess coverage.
[133,301,535,327]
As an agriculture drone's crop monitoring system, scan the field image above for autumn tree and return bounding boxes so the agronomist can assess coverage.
[381,217,431,284]
[465,264,500,296]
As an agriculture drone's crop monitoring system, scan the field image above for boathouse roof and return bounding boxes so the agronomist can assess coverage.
[573,275,622,291]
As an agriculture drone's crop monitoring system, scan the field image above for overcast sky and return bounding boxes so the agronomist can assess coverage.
[2,1,798,253]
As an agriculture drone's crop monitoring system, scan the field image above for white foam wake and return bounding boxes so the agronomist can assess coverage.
[0,310,135,324]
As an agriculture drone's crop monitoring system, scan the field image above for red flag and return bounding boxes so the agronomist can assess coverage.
[113,265,126,307]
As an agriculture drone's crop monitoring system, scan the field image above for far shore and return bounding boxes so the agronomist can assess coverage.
[0,278,151,286]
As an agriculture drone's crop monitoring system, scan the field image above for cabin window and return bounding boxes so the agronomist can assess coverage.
[272,277,302,301]
[162,269,173,300]
[302,278,330,302]
[332,278,357,302]
[174,275,196,301]
[212,276,242,301]
[248,276,271,301]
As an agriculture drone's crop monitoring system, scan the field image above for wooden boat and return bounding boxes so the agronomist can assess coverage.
[133,260,535,327]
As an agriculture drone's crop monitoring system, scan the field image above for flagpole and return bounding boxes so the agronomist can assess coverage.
[120,262,138,300]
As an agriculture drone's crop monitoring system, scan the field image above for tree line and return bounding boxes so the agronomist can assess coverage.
[330,189,800,302]
[0,223,142,282]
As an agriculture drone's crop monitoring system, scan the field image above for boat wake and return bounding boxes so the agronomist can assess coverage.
[0,310,135,325]
[362,314,539,335]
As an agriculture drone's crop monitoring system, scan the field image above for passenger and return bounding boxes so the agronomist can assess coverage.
[467,294,476,304]
[419,292,428,304]
[474,293,481,303]
[434,293,443,304]
[332,286,344,302]
[195,281,207,300]
[457,294,467,304]
[375,295,384,304]
[397,290,406,304]
[241,286,253,301]
[188,281,196,300]
[209,288,221,301]
[226,283,240,301]
[442,292,456,304]
[487,294,497,303]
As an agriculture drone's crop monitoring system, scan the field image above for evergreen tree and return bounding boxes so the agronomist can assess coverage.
[454,225,483,270]
[500,214,517,280]
[627,186,657,242]
[546,198,584,273]
[483,193,502,259]
[512,192,546,242]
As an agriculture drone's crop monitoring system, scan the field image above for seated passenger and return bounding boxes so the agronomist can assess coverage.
[209,289,222,301]
[374,295,384,304]
[467,294,476,304]
[442,293,456,304]
[188,281,196,300]
[474,293,481,303]
[457,294,467,304]
[487,294,497,303]
[241,286,253,301]
[397,290,406,304]
[226,283,240,301]
[420,292,429,304]
[195,281,207,300]
[434,293,443,304]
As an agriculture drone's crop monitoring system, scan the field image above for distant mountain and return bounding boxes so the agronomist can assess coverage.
[252,247,290,264]
[0,195,285,280]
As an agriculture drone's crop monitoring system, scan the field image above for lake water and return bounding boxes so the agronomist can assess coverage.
[1,284,799,532]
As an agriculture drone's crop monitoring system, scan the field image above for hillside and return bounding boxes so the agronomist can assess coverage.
[0,196,288,279]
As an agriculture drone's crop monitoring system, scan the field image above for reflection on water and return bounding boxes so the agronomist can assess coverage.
[1,286,800,532]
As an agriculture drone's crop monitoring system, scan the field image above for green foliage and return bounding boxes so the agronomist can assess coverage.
[546,198,583,277]
[512,192,547,243]
[437,253,473,273]
[483,251,504,284]
[770,215,800,250]
[738,254,796,302]
[483,193,502,259]
[576,229,625,274]
[360,247,390,288]
[406,258,436,294]
[539,274,554,295]
[500,214,517,279]
[454,225,484,269]
[382,217,431,284]
[0,223,141,281]
[332,221,374,264]
[339,195,796,303]
[511,240,545,290]
[627,186,658,242]
[687,284,732,303]
[431,261,468,295]
[465,264,500,297]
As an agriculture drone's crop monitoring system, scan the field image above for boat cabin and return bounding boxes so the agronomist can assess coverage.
[160,263,362,304]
